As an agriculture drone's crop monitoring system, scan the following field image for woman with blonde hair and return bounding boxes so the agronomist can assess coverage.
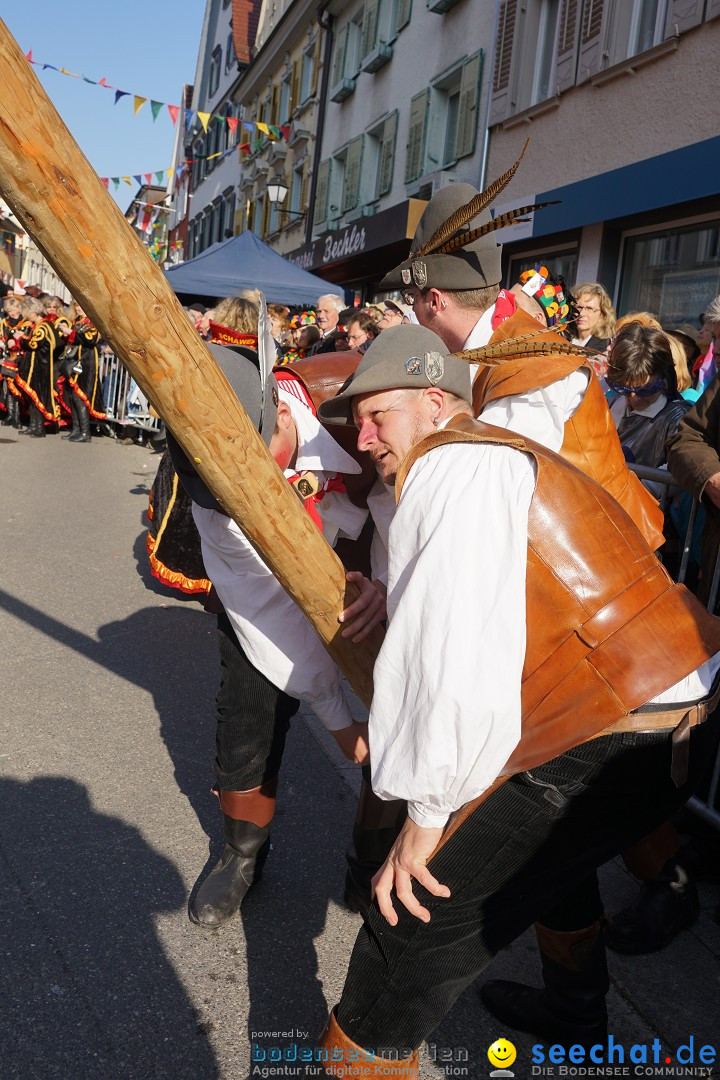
[571,282,616,348]
[212,296,259,337]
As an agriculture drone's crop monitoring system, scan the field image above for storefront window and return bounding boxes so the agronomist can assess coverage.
[618,220,720,325]
[506,249,578,289]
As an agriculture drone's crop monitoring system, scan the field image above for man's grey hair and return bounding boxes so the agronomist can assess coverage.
[704,295,720,330]
[317,293,345,314]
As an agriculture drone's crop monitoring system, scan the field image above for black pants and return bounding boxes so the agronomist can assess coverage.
[336,714,720,1053]
[214,611,300,791]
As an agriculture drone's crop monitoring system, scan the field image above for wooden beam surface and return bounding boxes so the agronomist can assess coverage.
[0,18,380,706]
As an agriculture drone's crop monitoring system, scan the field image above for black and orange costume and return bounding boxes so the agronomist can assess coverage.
[146,450,211,596]
[0,313,29,427]
[64,317,107,442]
[15,313,70,436]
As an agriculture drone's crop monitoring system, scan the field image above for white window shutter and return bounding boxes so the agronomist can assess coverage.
[664,0,705,35]
[576,0,607,85]
[555,0,580,93]
[490,0,517,125]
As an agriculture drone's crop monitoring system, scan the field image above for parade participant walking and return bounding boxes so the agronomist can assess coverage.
[315,327,720,1075]
[63,302,107,443]
[15,295,70,436]
[168,339,383,929]
[1,294,28,427]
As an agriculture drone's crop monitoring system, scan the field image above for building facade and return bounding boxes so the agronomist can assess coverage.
[486,0,720,325]
[284,0,496,300]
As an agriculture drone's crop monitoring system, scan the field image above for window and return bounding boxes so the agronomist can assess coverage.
[423,52,482,176]
[507,249,579,291]
[208,46,222,98]
[290,164,305,217]
[221,192,236,239]
[225,31,236,73]
[618,219,720,325]
[300,45,315,101]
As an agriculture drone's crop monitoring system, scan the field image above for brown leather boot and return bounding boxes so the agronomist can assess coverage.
[318,1008,419,1078]
[480,922,609,1049]
[189,781,276,929]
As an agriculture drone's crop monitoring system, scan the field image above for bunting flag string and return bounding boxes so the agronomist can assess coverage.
[24,48,291,142]
[99,143,244,189]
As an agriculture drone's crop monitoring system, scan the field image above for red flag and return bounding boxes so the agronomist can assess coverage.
[144,173,152,184]
[25,49,32,62]
[101,178,109,190]
[227,117,239,135]
[167,104,180,125]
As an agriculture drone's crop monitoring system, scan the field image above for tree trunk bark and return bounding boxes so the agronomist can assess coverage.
[0,18,380,706]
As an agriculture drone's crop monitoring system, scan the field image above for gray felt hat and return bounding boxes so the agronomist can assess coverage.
[380,183,503,293]
[318,325,472,427]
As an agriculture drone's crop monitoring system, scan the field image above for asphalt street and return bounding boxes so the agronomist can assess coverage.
[1,426,719,1080]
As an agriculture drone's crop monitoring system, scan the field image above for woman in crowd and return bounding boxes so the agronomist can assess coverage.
[280,311,320,364]
[571,281,616,350]
[267,304,291,351]
[607,322,690,467]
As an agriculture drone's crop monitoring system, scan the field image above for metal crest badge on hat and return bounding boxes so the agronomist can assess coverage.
[412,259,428,289]
[401,268,412,285]
[424,351,445,385]
[405,356,423,376]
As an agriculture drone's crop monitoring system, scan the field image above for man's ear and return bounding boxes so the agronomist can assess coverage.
[427,288,445,314]
[276,400,293,429]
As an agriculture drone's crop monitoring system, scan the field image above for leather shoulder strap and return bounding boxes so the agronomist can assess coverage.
[395,415,529,501]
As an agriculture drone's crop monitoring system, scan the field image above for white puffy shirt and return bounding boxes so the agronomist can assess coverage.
[193,385,368,732]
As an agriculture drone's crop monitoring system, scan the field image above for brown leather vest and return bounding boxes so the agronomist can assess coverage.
[468,309,666,551]
[396,415,720,776]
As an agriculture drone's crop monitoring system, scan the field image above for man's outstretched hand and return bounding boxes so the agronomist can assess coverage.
[372,817,450,925]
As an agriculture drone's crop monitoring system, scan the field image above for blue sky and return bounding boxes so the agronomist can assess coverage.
[3,3,204,212]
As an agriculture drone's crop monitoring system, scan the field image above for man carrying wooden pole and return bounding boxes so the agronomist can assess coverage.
[0,17,382,706]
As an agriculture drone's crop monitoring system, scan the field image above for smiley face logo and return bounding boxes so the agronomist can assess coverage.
[488,1039,517,1070]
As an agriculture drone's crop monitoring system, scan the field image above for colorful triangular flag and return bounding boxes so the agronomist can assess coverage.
[122,176,132,186]
[155,171,165,184]
[144,173,152,184]
[133,96,147,115]
[101,178,109,190]
[227,117,239,135]
[167,104,180,126]
[197,111,211,132]
[114,90,129,105]
[256,122,270,136]
[25,49,32,62]
[133,174,142,185]
[150,100,163,122]
[112,178,120,190]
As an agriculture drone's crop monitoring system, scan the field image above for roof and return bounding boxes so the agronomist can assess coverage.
[164,229,344,305]
[232,0,263,65]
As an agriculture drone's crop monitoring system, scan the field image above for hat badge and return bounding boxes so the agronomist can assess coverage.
[401,268,412,286]
[424,352,445,385]
[412,259,428,289]
[405,356,423,376]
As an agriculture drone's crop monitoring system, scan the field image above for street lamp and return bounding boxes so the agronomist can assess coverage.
[266,180,305,220]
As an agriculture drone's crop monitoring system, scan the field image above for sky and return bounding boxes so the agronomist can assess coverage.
[3,2,205,212]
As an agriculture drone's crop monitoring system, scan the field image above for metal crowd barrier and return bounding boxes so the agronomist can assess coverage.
[629,462,720,831]
[98,350,164,440]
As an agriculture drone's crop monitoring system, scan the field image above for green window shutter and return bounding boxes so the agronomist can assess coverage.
[332,25,348,86]
[404,89,428,183]
[377,111,398,196]
[455,51,482,160]
[311,34,322,95]
[342,136,364,212]
[313,160,330,225]
[361,0,379,58]
[395,0,412,32]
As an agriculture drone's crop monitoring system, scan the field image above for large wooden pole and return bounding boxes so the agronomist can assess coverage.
[0,19,380,706]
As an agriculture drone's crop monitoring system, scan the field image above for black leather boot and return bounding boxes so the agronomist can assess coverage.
[480,922,609,1047]
[344,773,406,916]
[604,858,698,954]
[190,815,270,929]
[28,408,46,437]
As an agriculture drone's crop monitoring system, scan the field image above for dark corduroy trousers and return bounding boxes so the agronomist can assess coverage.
[214,611,300,791]
[336,714,720,1054]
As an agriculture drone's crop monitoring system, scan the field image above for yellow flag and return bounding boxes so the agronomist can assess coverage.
[133,96,147,115]
[122,176,132,185]
[256,122,270,135]
[197,111,211,132]
[166,167,175,179]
